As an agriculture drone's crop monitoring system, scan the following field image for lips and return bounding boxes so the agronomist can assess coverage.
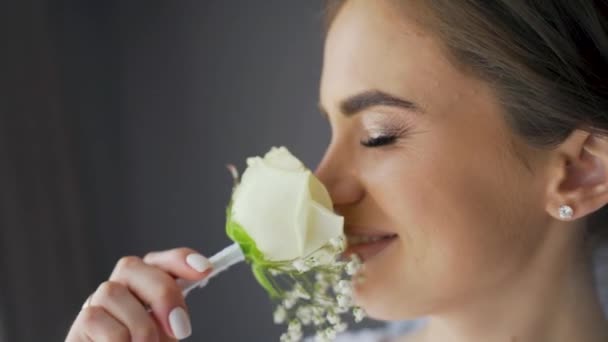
[347,235,395,245]
[343,226,398,262]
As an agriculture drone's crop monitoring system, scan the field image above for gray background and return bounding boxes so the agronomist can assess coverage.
[3,2,607,341]
[1,1,353,341]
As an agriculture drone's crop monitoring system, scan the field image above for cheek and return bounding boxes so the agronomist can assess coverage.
[356,144,543,317]
[390,168,515,282]
[366,148,518,262]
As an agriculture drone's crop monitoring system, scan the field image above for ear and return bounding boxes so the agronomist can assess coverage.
[545,130,608,221]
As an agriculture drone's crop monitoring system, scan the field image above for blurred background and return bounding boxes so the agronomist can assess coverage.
[1,1,339,340]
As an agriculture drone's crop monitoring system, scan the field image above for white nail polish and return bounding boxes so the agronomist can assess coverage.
[169,307,192,339]
[186,253,211,272]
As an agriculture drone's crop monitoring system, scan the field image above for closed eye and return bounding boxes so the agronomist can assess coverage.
[360,134,398,147]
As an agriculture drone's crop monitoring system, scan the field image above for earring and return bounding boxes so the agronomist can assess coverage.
[558,204,574,220]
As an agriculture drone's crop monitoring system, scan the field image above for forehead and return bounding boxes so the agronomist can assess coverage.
[320,0,470,115]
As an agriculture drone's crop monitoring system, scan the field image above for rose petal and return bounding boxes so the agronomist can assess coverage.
[232,159,309,261]
[303,202,344,258]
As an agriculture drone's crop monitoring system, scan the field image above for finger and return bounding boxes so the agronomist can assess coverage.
[143,247,212,280]
[68,306,130,342]
[90,281,160,342]
[109,256,192,340]
[81,294,93,310]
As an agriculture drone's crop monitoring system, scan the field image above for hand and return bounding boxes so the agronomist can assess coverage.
[65,248,212,341]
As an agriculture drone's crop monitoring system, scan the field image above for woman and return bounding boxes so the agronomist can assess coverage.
[66,0,608,341]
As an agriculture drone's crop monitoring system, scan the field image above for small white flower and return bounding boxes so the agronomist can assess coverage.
[288,321,302,334]
[283,297,297,309]
[311,306,325,317]
[329,236,346,251]
[335,305,349,314]
[305,256,319,268]
[289,330,303,341]
[327,272,342,284]
[292,259,310,273]
[274,306,287,324]
[345,257,361,275]
[292,284,311,300]
[337,294,351,308]
[296,306,313,325]
[315,330,331,342]
[353,307,366,323]
[325,327,337,340]
[312,314,325,326]
[326,311,340,325]
[287,322,303,341]
[314,294,334,307]
[335,322,348,333]
[336,280,351,294]
[315,282,329,295]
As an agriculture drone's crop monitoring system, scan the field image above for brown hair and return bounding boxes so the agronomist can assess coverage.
[324,0,608,243]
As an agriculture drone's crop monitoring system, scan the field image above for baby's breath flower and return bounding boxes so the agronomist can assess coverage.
[296,306,313,325]
[288,321,302,334]
[305,256,319,268]
[327,272,342,284]
[311,306,325,317]
[336,280,351,295]
[312,314,326,327]
[336,294,351,308]
[334,305,349,314]
[324,327,337,340]
[282,297,297,310]
[334,322,348,333]
[292,284,311,300]
[345,256,362,276]
[315,281,329,295]
[289,330,303,341]
[353,307,366,323]
[274,306,287,324]
[314,294,334,307]
[280,333,290,342]
[315,330,331,342]
[326,311,340,325]
[257,240,364,340]
[292,259,310,273]
[329,236,346,251]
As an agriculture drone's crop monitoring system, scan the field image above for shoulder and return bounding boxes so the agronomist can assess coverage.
[306,320,427,342]
[332,329,387,342]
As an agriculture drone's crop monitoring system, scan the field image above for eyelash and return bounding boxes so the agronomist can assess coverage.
[360,133,399,147]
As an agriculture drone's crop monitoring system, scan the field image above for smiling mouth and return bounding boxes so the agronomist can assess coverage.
[344,233,398,262]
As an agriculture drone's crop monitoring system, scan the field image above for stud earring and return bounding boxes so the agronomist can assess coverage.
[558,204,574,220]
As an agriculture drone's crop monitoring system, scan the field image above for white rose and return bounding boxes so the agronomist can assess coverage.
[230,146,344,262]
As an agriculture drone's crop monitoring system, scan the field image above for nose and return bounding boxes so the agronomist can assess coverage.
[314,142,364,208]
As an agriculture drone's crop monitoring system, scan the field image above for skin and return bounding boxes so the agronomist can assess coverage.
[66,248,211,342]
[66,0,608,341]
[315,0,608,341]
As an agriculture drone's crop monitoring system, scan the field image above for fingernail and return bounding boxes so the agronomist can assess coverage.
[169,307,192,339]
[81,296,91,309]
[186,253,211,273]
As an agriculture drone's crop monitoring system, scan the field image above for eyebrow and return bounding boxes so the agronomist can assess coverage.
[320,90,421,118]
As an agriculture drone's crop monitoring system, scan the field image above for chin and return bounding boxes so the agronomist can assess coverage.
[354,298,411,321]
[352,279,429,321]
[352,281,410,321]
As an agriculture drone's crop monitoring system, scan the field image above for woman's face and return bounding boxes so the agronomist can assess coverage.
[316,0,553,320]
